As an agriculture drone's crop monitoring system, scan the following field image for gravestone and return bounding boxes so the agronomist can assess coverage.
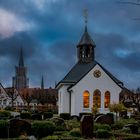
[95,114,114,125]
[9,118,31,138]
[124,124,139,134]
[51,117,65,126]
[80,115,93,138]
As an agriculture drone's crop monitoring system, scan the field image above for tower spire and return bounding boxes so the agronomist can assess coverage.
[77,10,96,63]
[41,75,44,89]
[19,48,24,67]
[84,9,88,32]
[13,47,29,90]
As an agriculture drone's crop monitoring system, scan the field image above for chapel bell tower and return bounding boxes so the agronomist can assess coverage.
[77,10,96,63]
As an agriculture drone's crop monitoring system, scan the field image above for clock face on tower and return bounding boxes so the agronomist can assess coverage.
[93,70,101,78]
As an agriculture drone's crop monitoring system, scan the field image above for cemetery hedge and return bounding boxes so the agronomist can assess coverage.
[43,112,53,119]
[96,129,110,138]
[20,112,31,119]
[31,121,55,139]
[0,110,10,119]
[94,123,111,131]
[60,113,71,120]
[69,128,81,137]
[1,110,140,139]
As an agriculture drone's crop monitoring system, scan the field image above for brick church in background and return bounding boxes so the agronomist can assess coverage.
[12,48,29,90]
[11,48,58,111]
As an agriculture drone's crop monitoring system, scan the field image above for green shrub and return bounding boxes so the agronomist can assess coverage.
[51,117,65,125]
[115,128,131,134]
[20,112,31,119]
[65,119,80,131]
[70,128,81,137]
[111,118,139,130]
[32,121,55,139]
[0,110,10,119]
[47,109,53,113]
[111,121,124,130]
[40,135,59,140]
[113,132,140,140]
[96,129,110,138]
[0,120,9,138]
[119,118,138,125]
[44,112,53,119]
[31,114,42,120]
[12,138,29,140]
[55,125,66,131]
[60,113,71,120]
[123,134,140,140]
[94,123,111,131]
[4,106,13,111]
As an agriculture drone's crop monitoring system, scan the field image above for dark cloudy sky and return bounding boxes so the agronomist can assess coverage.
[0,0,140,89]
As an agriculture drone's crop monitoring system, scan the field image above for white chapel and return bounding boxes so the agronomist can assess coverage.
[56,22,124,116]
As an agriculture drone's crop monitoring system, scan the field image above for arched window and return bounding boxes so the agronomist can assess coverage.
[93,89,101,108]
[83,91,90,108]
[104,91,110,108]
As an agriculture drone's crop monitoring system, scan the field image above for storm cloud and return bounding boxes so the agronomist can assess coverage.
[0,0,140,89]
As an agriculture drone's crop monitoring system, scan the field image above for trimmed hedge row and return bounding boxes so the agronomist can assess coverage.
[44,112,53,119]
[0,110,11,119]
[60,113,71,120]
[94,123,111,131]
[70,128,81,137]
[20,112,31,119]
[32,121,55,139]
[96,129,110,138]
[0,120,56,139]
[20,112,54,120]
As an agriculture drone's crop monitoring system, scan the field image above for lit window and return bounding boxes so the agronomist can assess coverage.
[104,91,110,108]
[93,89,101,108]
[83,91,90,108]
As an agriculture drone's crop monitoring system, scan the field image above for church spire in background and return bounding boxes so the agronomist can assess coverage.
[41,75,44,89]
[19,48,24,67]
[12,47,29,90]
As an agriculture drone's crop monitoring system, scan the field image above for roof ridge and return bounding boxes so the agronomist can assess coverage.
[97,62,123,87]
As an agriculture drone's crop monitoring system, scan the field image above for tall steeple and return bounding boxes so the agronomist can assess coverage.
[19,48,24,67]
[12,48,29,90]
[41,75,44,89]
[77,10,96,63]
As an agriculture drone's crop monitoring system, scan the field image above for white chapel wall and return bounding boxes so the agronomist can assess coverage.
[71,64,122,115]
[58,85,70,114]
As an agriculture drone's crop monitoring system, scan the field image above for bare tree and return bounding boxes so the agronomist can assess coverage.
[120,87,140,112]
[31,89,47,105]
[32,89,57,106]
[7,87,18,108]
[22,90,32,110]
[131,87,140,112]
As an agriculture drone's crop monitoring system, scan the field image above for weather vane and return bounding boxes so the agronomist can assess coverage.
[84,9,88,25]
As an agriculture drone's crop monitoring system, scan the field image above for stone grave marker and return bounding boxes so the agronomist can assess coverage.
[80,115,93,138]
[9,118,31,138]
[95,114,114,124]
